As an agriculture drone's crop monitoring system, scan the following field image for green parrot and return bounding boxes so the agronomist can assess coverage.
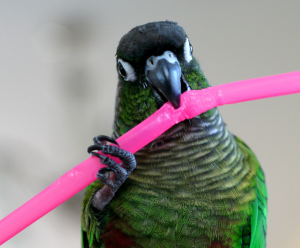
[81,21,267,248]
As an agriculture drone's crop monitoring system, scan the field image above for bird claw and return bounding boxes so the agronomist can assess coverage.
[87,145,104,154]
[98,167,116,174]
[93,135,120,146]
[89,151,105,160]
[87,135,136,192]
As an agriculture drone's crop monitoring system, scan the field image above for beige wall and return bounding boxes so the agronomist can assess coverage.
[0,1,299,247]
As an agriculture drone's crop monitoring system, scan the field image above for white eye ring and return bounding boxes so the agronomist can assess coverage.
[183,37,193,63]
[117,59,137,81]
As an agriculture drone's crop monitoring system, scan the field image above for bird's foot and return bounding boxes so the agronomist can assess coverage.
[87,135,136,210]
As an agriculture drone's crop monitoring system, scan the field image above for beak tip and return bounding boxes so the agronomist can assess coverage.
[171,96,181,109]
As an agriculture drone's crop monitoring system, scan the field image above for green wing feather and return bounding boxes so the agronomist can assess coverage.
[81,180,107,248]
[234,136,268,248]
[250,166,268,248]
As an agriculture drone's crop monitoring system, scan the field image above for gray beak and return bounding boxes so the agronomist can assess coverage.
[145,51,182,109]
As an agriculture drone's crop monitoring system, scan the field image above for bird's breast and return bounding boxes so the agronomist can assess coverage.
[109,109,256,247]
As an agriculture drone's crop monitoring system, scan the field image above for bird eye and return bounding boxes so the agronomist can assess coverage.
[183,37,193,63]
[117,59,137,81]
[118,62,127,78]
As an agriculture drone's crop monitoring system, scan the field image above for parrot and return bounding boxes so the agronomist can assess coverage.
[81,21,267,248]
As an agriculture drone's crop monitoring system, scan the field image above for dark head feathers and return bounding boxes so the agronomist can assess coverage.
[116,21,187,65]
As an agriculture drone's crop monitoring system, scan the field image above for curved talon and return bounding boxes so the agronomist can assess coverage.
[87,145,104,154]
[90,152,106,160]
[98,167,116,175]
[93,135,120,147]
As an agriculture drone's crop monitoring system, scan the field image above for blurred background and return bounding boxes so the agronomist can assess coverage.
[0,1,299,247]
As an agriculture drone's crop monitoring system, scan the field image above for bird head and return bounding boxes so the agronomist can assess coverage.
[114,21,211,136]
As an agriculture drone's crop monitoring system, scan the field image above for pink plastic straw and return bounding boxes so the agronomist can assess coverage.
[1,71,300,245]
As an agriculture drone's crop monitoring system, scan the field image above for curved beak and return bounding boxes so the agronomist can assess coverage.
[145,51,182,109]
